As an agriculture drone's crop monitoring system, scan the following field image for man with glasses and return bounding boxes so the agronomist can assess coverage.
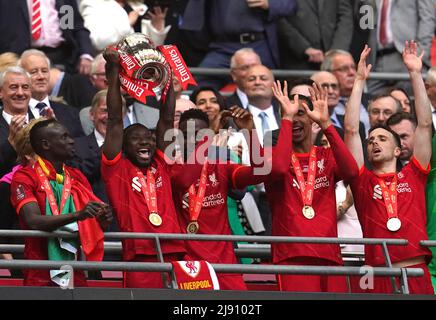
[321,50,371,136]
[368,94,402,127]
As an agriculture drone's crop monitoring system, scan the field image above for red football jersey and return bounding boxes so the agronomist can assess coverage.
[350,157,432,266]
[10,164,90,286]
[265,146,344,265]
[171,163,242,264]
[101,151,185,260]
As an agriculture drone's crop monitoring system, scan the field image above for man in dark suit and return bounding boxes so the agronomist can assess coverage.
[0,0,94,74]
[19,49,84,138]
[181,0,297,89]
[243,64,280,236]
[69,90,107,204]
[321,49,371,135]
[225,48,262,109]
[278,0,354,70]
[0,66,30,178]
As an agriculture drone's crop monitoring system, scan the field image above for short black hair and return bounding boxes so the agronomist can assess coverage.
[287,78,315,93]
[29,118,60,153]
[179,108,210,127]
[386,112,417,128]
[190,86,226,111]
[122,123,152,151]
[368,124,402,148]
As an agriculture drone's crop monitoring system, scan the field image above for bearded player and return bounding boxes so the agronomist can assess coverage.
[344,42,433,294]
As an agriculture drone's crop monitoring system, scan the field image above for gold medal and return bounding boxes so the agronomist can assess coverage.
[302,205,315,219]
[187,221,199,234]
[149,212,162,226]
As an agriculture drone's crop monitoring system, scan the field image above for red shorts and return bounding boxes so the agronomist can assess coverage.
[276,257,348,293]
[123,253,185,288]
[368,263,434,295]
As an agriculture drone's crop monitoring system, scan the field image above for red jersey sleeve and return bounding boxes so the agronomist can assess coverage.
[324,125,359,183]
[101,152,122,183]
[10,168,38,215]
[227,164,266,190]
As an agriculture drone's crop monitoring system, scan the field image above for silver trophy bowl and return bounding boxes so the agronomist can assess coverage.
[116,33,170,97]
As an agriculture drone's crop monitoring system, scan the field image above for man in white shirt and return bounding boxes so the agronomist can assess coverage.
[19,49,84,137]
[0,66,32,177]
[244,64,279,146]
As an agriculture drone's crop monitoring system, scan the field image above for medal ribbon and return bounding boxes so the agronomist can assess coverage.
[34,161,71,216]
[136,168,158,215]
[378,175,398,220]
[291,147,317,207]
[188,160,209,222]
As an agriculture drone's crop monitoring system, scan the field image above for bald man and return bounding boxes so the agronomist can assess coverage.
[226,48,262,109]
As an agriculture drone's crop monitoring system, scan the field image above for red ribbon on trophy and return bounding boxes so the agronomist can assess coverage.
[114,33,197,105]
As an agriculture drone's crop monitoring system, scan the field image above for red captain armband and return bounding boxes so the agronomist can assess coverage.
[102,152,122,166]
[411,156,431,174]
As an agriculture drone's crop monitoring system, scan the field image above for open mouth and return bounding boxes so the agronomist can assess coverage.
[137,148,151,161]
[372,147,382,155]
[293,125,304,135]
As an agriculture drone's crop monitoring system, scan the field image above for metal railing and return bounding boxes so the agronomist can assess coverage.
[188,67,426,81]
[0,230,425,294]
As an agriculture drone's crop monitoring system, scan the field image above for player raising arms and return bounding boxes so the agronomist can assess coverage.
[344,42,434,294]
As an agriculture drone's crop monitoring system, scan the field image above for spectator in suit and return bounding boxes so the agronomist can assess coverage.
[244,64,279,236]
[0,0,94,75]
[225,48,261,109]
[310,71,368,146]
[52,53,106,110]
[367,94,402,127]
[245,65,279,146]
[321,49,371,135]
[386,112,417,166]
[365,0,435,95]
[181,0,297,89]
[69,90,109,202]
[0,66,31,178]
[18,49,84,137]
[277,0,354,70]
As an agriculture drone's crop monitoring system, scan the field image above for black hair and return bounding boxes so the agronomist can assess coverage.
[190,86,226,111]
[368,124,402,148]
[29,118,60,153]
[179,108,210,127]
[287,78,315,92]
[386,111,417,128]
[122,123,152,151]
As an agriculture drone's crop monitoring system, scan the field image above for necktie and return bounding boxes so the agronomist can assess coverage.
[35,102,47,116]
[31,0,42,41]
[259,112,270,135]
[379,0,389,46]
